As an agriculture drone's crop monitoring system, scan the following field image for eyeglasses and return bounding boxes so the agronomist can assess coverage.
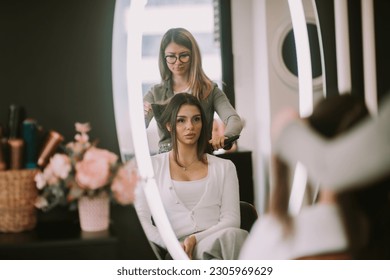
[165,53,191,64]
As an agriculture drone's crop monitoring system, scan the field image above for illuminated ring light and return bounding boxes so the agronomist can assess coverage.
[124,0,188,260]
[361,0,378,115]
[286,0,314,215]
[334,0,352,95]
[270,18,323,93]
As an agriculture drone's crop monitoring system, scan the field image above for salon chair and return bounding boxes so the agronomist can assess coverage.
[239,201,258,232]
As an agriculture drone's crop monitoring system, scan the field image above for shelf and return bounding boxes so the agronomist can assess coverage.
[0,218,118,260]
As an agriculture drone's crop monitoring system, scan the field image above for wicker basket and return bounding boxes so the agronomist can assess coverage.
[0,169,38,233]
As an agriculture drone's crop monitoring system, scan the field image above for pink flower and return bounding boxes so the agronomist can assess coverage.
[75,147,118,190]
[75,122,91,134]
[34,196,49,209]
[74,133,89,144]
[83,146,118,164]
[111,161,139,205]
[74,123,91,144]
[50,154,71,179]
[42,164,60,185]
[34,172,47,190]
[34,158,64,190]
[66,141,90,155]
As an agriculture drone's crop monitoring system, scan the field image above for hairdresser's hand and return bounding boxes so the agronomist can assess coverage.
[209,135,227,151]
[272,107,300,141]
[144,101,152,116]
[182,235,197,260]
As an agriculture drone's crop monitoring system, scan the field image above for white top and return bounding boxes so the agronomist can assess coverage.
[134,153,240,248]
[172,177,207,210]
[239,203,348,260]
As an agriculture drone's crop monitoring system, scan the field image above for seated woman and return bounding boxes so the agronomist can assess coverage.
[135,92,248,260]
[240,94,390,259]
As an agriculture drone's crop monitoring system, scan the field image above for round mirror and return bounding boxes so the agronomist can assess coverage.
[112,0,224,260]
[112,0,323,260]
[271,19,323,92]
[282,23,322,79]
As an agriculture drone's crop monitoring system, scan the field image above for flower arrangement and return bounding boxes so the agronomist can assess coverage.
[34,122,138,211]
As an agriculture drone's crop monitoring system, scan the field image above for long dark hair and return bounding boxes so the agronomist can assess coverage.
[159,93,209,167]
[271,95,369,236]
[337,175,390,259]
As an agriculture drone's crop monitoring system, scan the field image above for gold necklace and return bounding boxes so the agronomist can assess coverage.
[181,158,198,171]
[170,152,198,171]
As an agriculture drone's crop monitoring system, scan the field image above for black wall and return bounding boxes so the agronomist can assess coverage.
[0,0,157,260]
[315,0,390,99]
[0,0,119,155]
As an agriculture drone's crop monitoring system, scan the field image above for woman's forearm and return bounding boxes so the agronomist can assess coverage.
[275,94,390,191]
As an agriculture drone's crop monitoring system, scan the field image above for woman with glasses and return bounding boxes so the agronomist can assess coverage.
[143,27,243,153]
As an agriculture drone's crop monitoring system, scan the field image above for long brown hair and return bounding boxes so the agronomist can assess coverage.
[158,28,214,100]
[336,175,390,259]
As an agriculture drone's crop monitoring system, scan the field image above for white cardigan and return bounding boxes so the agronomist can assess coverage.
[134,152,240,248]
[239,203,348,260]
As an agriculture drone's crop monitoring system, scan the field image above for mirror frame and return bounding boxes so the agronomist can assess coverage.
[112,0,319,259]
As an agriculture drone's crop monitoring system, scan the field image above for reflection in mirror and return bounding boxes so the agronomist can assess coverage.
[112,0,320,260]
[112,1,248,260]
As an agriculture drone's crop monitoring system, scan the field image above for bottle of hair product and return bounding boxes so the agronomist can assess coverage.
[8,138,24,170]
[37,130,64,168]
[22,119,38,169]
[7,104,22,139]
[7,104,25,170]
